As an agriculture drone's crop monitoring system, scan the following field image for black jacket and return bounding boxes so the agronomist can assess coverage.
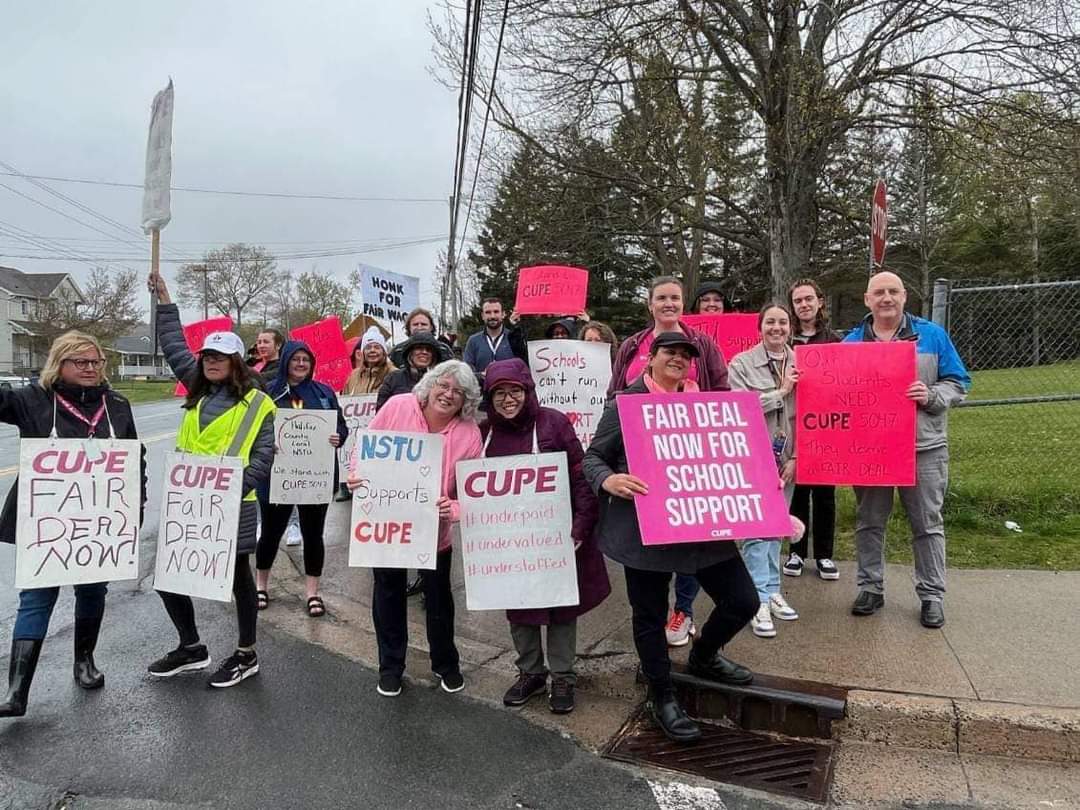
[0,382,148,544]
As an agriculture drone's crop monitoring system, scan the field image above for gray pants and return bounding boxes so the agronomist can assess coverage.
[511,621,577,684]
[853,447,949,602]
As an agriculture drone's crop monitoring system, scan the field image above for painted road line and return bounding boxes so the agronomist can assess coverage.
[0,431,177,478]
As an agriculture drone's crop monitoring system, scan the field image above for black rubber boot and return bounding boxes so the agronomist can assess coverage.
[0,639,43,717]
[73,616,105,690]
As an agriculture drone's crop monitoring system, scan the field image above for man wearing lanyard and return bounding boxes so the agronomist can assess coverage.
[463,298,528,377]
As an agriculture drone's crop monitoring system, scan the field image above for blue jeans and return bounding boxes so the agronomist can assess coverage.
[739,540,781,604]
[673,574,700,617]
[12,583,108,641]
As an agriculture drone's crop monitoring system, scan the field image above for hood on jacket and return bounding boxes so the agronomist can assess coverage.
[268,339,320,401]
[483,358,540,433]
[399,332,443,367]
[691,281,726,313]
[544,317,578,339]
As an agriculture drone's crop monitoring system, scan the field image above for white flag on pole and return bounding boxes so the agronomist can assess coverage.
[141,79,174,234]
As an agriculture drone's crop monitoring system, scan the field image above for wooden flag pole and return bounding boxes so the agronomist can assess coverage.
[150,228,161,371]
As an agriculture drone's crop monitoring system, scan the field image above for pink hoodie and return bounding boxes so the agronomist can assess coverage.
[360,392,483,551]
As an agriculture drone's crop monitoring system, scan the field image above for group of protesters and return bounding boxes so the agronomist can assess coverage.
[0,266,969,746]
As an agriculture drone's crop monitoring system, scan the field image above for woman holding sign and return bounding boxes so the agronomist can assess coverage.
[728,303,801,639]
[481,359,610,715]
[349,359,483,698]
[0,331,146,718]
[149,271,276,689]
[256,340,348,617]
[584,332,758,744]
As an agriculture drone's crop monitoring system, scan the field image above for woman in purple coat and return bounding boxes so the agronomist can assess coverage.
[481,359,611,715]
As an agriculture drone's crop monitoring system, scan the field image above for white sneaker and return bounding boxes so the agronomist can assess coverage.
[285,523,302,547]
[769,593,799,621]
[783,552,804,577]
[665,610,696,647]
[816,559,840,580]
[751,603,776,637]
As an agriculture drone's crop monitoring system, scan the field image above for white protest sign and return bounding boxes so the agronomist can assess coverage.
[348,430,442,571]
[358,264,421,326]
[15,438,141,589]
[457,452,579,610]
[153,452,242,602]
[337,395,378,479]
[527,340,612,449]
[269,410,337,504]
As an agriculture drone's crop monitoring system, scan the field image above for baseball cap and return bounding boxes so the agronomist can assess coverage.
[651,331,700,357]
[199,331,246,357]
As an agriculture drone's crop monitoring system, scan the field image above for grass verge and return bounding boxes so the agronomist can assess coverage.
[109,379,177,404]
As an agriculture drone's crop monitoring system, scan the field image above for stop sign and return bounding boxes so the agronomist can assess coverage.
[870,179,888,269]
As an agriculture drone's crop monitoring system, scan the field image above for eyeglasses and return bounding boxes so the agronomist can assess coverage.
[63,358,104,370]
[201,352,230,363]
[434,380,466,399]
[492,387,525,401]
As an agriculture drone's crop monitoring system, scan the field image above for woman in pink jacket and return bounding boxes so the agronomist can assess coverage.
[348,359,483,698]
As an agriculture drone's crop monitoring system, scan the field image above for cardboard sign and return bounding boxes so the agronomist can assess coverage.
[15,439,141,588]
[457,452,579,610]
[682,314,760,362]
[269,410,337,504]
[527,340,612,449]
[358,264,421,325]
[794,342,917,486]
[514,265,588,316]
[617,392,792,544]
[291,316,352,392]
[153,452,242,602]
[348,430,442,570]
[174,315,234,396]
[337,394,378,479]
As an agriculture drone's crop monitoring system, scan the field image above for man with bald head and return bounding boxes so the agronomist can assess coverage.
[842,271,970,628]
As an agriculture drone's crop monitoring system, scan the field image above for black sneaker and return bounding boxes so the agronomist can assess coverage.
[208,649,259,688]
[436,670,465,693]
[816,558,840,580]
[377,672,402,697]
[783,552,804,577]
[549,678,575,714]
[148,644,210,677]
[503,672,547,706]
[405,573,424,597]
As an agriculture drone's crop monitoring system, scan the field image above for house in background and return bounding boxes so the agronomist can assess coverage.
[110,328,168,379]
[0,266,85,373]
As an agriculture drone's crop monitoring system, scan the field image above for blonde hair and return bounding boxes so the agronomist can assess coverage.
[39,331,108,389]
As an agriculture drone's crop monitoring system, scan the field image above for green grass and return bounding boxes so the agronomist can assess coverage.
[109,379,177,404]
[965,358,1080,401]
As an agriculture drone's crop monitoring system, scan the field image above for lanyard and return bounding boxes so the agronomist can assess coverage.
[767,354,787,388]
[485,330,505,358]
[52,393,109,438]
[483,425,539,455]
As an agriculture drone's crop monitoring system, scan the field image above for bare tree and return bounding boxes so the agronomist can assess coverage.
[176,243,278,326]
[293,268,352,326]
[32,267,143,344]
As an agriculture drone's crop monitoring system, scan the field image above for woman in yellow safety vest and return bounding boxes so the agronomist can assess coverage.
[147,271,276,689]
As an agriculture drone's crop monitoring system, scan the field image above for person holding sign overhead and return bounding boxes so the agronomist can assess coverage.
[728,303,802,639]
[584,332,758,744]
[0,332,147,718]
[149,271,276,688]
[481,359,610,715]
[843,271,970,628]
[349,360,484,698]
[255,340,348,618]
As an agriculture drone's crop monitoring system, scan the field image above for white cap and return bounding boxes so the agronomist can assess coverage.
[199,331,246,357]
[361,326,387,351]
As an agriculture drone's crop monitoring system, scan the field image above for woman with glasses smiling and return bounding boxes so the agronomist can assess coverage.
[347,359,483,698]
[0,331,147,718]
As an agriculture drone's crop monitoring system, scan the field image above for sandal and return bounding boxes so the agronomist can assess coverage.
[307,596,326,618]
[256,590,269,611]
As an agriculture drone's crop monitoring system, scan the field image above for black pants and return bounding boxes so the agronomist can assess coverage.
[372,549,459,679]
[624,555,758,690]
[255,501,328,577]
[158,554,258,648]
[789,484,836,560]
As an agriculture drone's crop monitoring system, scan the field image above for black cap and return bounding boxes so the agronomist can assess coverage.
[651,331,700,357]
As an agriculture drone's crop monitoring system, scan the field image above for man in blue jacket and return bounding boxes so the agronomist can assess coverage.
[843,271,971,628]
[462,298,528,377]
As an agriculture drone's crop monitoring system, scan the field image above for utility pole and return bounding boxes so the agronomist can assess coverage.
[445,193,459,333]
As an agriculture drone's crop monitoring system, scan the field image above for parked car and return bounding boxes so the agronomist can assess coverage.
[0,375,31,391]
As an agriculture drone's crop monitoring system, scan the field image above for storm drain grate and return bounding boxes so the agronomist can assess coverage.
[604,706,834,803]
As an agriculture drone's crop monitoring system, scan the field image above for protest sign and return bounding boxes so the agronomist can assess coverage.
[527,340,612,449]
[290,316,352,392]
[617,392,792,545]
[153,452,242,602]
[269,410,337,504]
[514,265,588,315]
[457,452,579,611]
[348,430,442,570]
[174,315,234,396]
[682,314,760,362]
[358,264,420,326]
[337,394,378,479]
[794,342,917,486]
[15,439,141,589]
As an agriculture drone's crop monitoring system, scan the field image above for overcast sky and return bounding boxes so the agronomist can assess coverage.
[0,2,459,324]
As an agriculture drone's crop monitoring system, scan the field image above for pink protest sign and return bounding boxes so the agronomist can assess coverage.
[617,391,793,545]
[682,314,760,362]
[514,265,589,315]
[291,316,352,392]
[174,315,234,396]
[794,342,917,486]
